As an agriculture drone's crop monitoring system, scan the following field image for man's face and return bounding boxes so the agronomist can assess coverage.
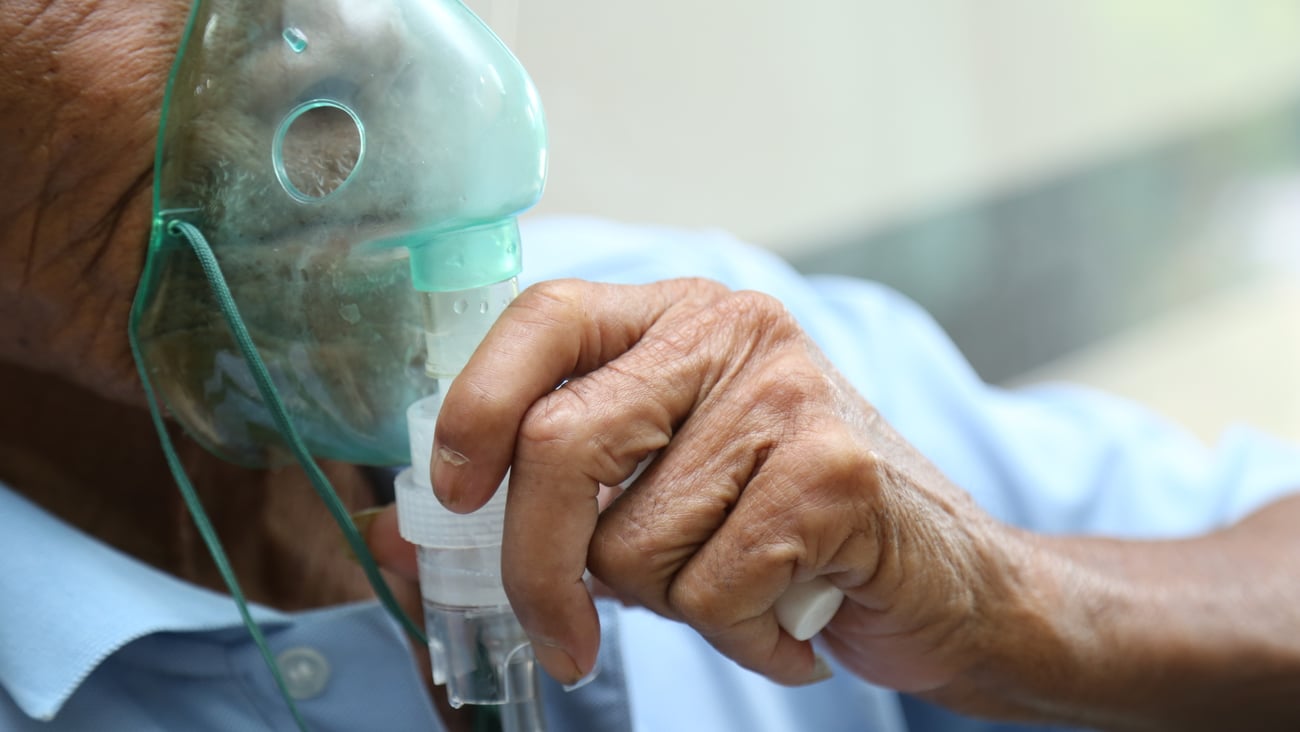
[115,0,545,465]
[0,1,412,420]
[0,0,191,402]
[132,1,436,466]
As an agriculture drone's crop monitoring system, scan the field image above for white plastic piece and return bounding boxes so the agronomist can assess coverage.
[396,469,510,606]
[405,393,442,487]
[421,280,517,379]
[774,577,844,641]
[400,394,508,536]
[398,390,513,607]
[399,277,554,719]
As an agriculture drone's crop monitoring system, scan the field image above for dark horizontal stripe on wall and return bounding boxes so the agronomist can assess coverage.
[793,97,1300,383]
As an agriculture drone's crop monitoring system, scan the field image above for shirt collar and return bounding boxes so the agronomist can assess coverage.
[0,484,289,721]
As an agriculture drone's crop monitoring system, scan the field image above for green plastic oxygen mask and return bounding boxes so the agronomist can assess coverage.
[127,2,549,729]
[132,0,545,468]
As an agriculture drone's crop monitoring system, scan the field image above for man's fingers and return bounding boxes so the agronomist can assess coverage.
[654,477,833,686]
[590,420,846,684]
[500,307,728,682]
[586,395,770,616]
[433,278,835,685]
[607,452,830,685]
[697,613,829,687]
[431,278,723,513]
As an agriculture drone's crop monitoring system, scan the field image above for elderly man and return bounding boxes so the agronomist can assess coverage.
[4,2,1300,731]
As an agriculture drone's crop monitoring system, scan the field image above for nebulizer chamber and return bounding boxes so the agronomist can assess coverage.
[133,0,549,724]
[396,277,546,713]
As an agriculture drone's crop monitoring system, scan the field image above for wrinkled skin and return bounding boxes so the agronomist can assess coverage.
[0,1,460,725]
[382,276,1300,730]
[0,0,181,400]
[432,278,1014,693]
[5,3,1300,731]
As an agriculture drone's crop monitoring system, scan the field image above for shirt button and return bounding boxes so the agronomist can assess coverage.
[276,646,332,700]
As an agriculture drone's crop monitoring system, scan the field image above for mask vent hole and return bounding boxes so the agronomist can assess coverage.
[273,100,365,203]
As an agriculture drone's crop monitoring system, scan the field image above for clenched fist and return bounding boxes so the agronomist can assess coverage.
[425,277,1019,698]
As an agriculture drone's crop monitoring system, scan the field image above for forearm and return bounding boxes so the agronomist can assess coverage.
[968,493,1300,730]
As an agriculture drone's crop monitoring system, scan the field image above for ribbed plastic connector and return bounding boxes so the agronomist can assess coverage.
[395,467,510,606]
[397,392,538,708]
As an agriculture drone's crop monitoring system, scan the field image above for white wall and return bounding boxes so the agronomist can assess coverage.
[475,0,1300,257]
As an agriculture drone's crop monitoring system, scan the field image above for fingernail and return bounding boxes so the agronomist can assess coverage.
[342,507,386,561]
[433,444,469,508]
[563,662,600,692]
[805,654,834,685]
[436,444,470,467]
[532,641,584,686]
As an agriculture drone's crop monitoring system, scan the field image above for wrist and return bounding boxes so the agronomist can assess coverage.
[922,525,1103,722]
[948,519,1300,731]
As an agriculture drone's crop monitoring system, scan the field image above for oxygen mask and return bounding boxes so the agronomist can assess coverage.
[127,2,549,729]
[131,0,546,467]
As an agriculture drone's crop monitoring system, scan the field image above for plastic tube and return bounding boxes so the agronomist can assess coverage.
[397,278,548,729]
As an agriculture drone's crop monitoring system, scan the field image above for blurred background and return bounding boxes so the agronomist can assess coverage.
[471,0,1300,445]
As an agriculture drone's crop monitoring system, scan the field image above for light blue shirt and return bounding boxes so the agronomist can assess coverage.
[4,217,1299,731]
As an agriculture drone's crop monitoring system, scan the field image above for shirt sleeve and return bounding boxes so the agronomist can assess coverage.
[520,216,1300,538]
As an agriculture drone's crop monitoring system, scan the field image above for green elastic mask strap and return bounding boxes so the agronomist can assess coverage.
[128,219,428,730]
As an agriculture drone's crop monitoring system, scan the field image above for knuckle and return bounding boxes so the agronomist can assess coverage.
[739,354,837,438]
[516,386,589,453]
[715,289,800,341]
[668,539,801,637]
[810,422,879,495]
[672,276,732,304]
[827,422,875,472]
[589,511,658,585]
[638,319,706,368]
[516,375,667,484]
[441,376,507,429]
[511,279,587,324]
[752,354,826,407]
[519,278,587,306]
[667,575,732,635]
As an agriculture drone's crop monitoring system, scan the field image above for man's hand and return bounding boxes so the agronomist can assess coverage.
[423,277,1020,692]
[362,276,1300,731]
